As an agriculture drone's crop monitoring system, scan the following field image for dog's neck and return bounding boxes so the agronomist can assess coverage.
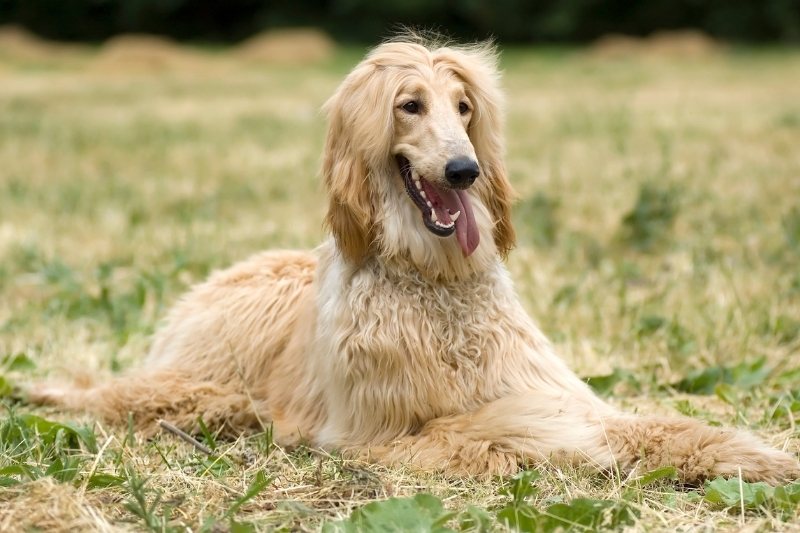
[318,234,502,285]
[373,249,499,284]
[373,183,500,281]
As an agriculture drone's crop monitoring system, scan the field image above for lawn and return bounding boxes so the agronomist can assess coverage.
[1,36,799,531]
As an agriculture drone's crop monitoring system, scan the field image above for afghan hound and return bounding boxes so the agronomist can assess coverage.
[30,37,799,484]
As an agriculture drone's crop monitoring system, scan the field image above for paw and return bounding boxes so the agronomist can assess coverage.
[708,434,800,484]
[716,449,800,484]
[614,417,800,485]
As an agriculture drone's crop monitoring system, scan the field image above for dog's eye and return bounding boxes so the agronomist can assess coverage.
[458,102,470,115]
[402,101,420,114]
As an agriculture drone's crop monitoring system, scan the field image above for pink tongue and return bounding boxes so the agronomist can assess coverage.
[437,188,480,257]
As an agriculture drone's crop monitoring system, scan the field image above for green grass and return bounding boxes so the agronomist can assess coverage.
[1,42,799,531]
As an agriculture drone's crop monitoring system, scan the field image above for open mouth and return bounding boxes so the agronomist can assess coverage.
[397,155,480,256]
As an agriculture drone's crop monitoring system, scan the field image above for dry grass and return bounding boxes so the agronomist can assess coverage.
[0,39,799,531]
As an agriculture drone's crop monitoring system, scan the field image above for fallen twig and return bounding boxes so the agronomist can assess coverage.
[158,419,214,456]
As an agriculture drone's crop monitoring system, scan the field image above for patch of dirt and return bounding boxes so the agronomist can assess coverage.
[590,30,723,59]
[235,28,335,65]
[89,34,211,73]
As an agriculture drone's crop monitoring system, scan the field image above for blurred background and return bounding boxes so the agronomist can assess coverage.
[1,0,799,44]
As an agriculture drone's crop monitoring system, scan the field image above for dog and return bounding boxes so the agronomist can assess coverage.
[30,36,800,483]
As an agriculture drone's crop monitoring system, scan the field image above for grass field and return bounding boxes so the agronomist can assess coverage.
[1,36,800,531]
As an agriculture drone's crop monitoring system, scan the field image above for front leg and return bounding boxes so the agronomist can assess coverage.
[355,392,800,483]
[605,415,800,484]
[354,392,617,478]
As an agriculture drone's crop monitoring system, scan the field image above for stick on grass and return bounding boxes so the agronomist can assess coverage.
[158,419,214,456]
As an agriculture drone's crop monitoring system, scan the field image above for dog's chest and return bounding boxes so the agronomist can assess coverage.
[333,264,514,418]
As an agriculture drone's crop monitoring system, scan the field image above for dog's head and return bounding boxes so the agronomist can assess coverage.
[322,38,515,277]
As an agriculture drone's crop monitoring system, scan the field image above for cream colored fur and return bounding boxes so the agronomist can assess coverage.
[30,38,799,484]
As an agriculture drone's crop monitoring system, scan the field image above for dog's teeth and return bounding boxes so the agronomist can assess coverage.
[426,201,432,208]
[420,191,426,199]
[450,210,461,221]
[415,180,422,190]
[430,210,438,222]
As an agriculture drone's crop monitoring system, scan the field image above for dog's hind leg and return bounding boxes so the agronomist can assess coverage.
[358,392,800,483]
[27,370,269,436]
[26,250,317,437]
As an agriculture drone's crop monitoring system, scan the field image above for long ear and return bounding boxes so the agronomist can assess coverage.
[322,60,395,264]
[483,159,517,258]
[322,135,372,264]
[437,43,517,257]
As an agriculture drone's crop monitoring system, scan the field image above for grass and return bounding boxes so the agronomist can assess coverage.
[1,40,800,531]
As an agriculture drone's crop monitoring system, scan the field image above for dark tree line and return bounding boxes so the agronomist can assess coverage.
[1,0,799,43]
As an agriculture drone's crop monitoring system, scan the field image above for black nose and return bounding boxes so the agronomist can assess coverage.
[445,157,480,188]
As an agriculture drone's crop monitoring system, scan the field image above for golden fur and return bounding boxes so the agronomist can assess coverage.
[30,38,799,484]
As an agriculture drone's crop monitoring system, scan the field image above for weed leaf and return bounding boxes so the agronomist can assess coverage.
[0,376,13,397]
[196,415,217,451]
[671,358,769,395]
[0,464,34,482]
[714,383,739,405]
[45,455,82,483]
[2,353,36,371]
[497,498,638,532]
[323,493,456,533]
[87,473,126,489]
[458,505,492,532]
[773,483,800,508]
[543,498,639,530]
[496,504,540,532]
[703,477,800,516]
[704,477,774,508]
[224,470,272,519]
[638,466,678,486]
[585,368,640,396]
[499,470,541,506]
[767,389,800,424]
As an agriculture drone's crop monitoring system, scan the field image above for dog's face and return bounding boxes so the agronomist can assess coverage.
[323,40,516,276]
[392,73,481,256]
